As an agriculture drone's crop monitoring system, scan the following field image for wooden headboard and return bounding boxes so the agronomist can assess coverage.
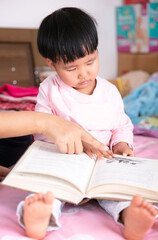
[118,52,158,76]
[0,28,47,87]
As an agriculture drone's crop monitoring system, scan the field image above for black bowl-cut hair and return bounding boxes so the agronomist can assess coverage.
[37,7,98,63]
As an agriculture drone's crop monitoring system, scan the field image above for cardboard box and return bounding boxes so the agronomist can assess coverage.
[116,3,158,53]
[118,52,158,75]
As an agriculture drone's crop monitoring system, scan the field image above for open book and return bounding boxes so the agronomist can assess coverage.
[2,140,158,204]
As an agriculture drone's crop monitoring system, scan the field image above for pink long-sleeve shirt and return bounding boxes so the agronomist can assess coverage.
[35,74,133,149]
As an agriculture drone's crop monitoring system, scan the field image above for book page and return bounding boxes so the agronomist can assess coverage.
[14,141,95,193]
[3,172,85,204]
[88,155,158,192]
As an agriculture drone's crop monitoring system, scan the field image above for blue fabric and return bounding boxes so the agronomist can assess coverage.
[123,81,158,118]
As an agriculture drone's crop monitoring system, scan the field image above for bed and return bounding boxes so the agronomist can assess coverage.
[0,134,158,240]
[0,28,158,240]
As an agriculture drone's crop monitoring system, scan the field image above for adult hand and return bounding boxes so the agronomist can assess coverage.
[41,115,109,157]
[0,166,10,182]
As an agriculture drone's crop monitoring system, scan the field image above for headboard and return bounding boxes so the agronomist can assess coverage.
[118,52,158,76]
[0,28,47,87]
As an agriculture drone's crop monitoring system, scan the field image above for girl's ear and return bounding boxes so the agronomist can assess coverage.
[44,58,56,71]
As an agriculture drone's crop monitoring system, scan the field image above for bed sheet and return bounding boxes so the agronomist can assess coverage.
[0,135,158,240]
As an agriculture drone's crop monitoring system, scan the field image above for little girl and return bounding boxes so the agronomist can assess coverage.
[17,7,157,240]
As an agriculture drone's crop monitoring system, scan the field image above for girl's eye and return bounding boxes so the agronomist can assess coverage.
[67,68,76,72]
[87,61,94,65]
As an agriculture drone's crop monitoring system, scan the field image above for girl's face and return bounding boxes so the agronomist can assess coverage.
[46,50,99,95]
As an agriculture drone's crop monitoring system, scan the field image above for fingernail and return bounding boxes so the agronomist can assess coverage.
[104,146,109,151]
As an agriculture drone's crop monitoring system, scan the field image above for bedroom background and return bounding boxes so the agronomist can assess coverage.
[0,1,158,240]
[0,0,123,167]
[0,0,158,166]
[0,0,122,81]
[0,0,158,156]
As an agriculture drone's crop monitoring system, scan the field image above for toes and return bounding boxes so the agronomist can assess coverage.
[25,193,44,205]
[138,198,157,217]
[25,196,34,205]
[131,195,143,207]
[44,192,54,204]
[35,193,43,201]
[150,208,157,216]
[141,199,148,208]
[25,198,30,205]
[146,203,157,216]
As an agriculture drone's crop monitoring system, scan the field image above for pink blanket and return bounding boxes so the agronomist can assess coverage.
[0,84,38,97]
[0,135,158,240]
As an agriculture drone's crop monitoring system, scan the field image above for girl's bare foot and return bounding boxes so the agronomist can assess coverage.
[122,195,157,240]
[24,192,54,239]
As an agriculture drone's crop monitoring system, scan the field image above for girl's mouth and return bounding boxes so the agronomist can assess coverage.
[79,80,89,85]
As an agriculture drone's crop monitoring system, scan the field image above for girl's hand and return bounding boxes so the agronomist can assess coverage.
[83,142,114,160]
[112,142,135,157]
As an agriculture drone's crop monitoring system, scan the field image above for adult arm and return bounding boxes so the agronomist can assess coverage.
[0,111,108,155]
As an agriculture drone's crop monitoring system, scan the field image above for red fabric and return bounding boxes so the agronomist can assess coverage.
[0,102,36,111]
[0,84,38,97]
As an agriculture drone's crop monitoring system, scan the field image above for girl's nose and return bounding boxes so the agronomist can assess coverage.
[78,68,87,80]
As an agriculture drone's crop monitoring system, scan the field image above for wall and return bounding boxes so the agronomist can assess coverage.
[0,0,122,78]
